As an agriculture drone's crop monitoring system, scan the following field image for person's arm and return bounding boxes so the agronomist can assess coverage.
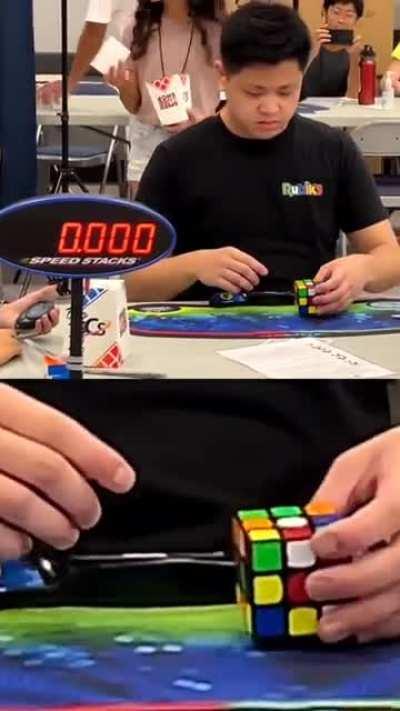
[305,24,331,70]
[68,21,108,91]
[104,60,140,114]
[344,37,363,99]
[125,145,268,301]
[312,133,400,314]
[347,219,400,292]
[37,22,107,106]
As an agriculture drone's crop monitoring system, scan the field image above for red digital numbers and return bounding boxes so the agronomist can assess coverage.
[58,222,156,256]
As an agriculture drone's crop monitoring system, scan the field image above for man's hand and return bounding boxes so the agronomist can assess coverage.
[306,427,400,644]
[0,385,136,560]
[312,254,372,314]
[37,80,62,108]
[188,247,268,293]
[0,286,60,334]
[309,24,331,63]
[104,60,134,92]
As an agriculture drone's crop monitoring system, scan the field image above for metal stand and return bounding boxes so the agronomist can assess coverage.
[68,279,84,380]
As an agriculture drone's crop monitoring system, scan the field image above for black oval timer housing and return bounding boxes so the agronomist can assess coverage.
[0,195,177,278]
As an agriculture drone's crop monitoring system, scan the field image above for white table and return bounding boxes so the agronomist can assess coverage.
[299,97,400,128]
[36,94,400,131]
[1,302,399,379]
[37,94,130,128]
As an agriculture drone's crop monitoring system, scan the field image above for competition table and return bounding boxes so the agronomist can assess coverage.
[36,93,400,130]
[0,301,399,378]
[37,92,130,127]
[0,600,400,709]
[298,96,400,128]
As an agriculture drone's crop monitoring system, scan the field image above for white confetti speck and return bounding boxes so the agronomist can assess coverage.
[162,644,182,653]
[0,635,13,644]
[114,634,135,645]
[23,659,43,667]
[134,645,157,655]
[173,678,212,692]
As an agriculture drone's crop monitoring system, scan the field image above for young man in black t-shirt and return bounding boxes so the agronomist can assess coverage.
[302,0,364,100]
[126,2,400,315]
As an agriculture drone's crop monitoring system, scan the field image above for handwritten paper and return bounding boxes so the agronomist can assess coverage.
[218,338,393,379]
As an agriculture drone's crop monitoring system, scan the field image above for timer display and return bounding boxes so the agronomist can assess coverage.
[0,195,176,277]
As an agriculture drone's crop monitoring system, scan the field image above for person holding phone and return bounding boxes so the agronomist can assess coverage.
[0,286,59,335]
[302,0,364,99]
[37,0,137,107]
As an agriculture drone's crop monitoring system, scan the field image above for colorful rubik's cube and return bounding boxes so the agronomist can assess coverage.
[294,279,318,316]
[232,503,339,647]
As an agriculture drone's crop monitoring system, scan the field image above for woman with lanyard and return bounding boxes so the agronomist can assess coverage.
[106,0,226,196]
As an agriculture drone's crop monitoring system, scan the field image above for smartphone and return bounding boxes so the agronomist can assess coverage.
[15,300,55,335]
[329,29,354,46]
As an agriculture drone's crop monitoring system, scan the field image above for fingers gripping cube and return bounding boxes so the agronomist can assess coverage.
[232,503,339,646]
[294,279,318,317]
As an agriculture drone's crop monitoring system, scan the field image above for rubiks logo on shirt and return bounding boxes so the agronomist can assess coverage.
[282,181,324,198]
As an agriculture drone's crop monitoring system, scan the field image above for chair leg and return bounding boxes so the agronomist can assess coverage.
[99,125,119,194]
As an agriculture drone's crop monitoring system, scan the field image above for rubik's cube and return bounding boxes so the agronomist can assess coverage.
[232,503,338,647]
[294,279,318,316]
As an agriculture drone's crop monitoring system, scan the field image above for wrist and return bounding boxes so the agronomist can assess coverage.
[175,251,202,282]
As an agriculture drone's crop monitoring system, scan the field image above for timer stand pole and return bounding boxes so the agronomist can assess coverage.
[61,0,84,379]
[68,279,84,380]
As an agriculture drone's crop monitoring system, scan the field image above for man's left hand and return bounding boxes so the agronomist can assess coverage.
[0,286,60,334]
[312,254,372,314]
[306,427,400,644]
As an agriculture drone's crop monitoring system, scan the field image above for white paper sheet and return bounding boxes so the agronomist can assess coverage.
[218,338,394,379]
[91,36,130,75]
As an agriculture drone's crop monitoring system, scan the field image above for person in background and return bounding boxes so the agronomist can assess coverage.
[302,0,364,99]
[37,0,137,106]
[104,0,226,197]
[386,41,400,94]
[125,2,400,312]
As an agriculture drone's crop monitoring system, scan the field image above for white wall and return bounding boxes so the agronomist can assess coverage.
[33,0,88,52]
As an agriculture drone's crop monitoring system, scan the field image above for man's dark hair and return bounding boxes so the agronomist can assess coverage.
[221,2,312,75]
[323,0,364,18]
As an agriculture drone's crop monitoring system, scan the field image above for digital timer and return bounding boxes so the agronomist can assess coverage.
[0,195,176,278]
[57,222,156,256]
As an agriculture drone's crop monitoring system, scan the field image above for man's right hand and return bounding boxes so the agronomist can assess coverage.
[0,386,136,560]
[309,24,332,62]
[188,247,268,293]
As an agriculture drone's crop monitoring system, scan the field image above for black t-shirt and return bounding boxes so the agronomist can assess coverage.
[136,115,386,299]
[301,47,350,99]
[16,380,390,555]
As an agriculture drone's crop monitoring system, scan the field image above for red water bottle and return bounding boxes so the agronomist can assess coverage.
[359,44,377,105]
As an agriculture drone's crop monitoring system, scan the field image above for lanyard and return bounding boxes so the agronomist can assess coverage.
[158,22,195,78]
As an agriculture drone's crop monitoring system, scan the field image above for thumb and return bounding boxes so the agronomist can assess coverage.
[313,263,333,284]
[12,286,57,317]
[310,440,399,559]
